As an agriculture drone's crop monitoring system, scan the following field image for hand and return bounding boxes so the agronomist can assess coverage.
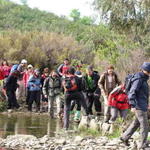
[131,108,136,113]
[45,95,48,98]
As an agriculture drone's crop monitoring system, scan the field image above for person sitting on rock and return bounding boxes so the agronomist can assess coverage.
[108,85,130,123]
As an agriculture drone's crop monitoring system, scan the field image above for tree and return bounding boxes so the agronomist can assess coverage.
[93,0,150,35]
[70,9,81,21]
[80,16,94,25]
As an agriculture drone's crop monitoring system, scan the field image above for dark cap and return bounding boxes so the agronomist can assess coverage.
[141,62,150,72]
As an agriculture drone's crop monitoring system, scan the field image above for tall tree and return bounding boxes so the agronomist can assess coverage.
[70,9,81,21]
[94,0,150,34]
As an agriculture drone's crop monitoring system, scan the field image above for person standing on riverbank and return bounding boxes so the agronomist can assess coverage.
[120,62,150,149]
[57,58,70,77]
[5,70,20,110]
[43,70,62,118]
[27,69,41,112]
[83,65,101,116]
[62,67,88,130]
[99,65,121,123]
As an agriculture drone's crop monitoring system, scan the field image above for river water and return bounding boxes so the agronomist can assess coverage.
[0,113,74,138]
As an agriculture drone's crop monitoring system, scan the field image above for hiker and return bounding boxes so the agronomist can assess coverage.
[83,65,101,115]
[27,69,41,112]
[23,64,34,105]
[57,58,70,77]
[108,85,130,123]
[70,70,83,122]
[43,70,62,118]
[4,70,20,110]
[1,60,11,79]
[15,59,28,102]
[99,65,121,122]
[41,68,49,112]
[120,62,150,149]
[62,67,88,129]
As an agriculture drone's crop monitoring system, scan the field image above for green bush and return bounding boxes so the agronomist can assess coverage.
[0,100,7,112]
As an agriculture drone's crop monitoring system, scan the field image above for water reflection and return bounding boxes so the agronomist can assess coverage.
[0,113,64,138]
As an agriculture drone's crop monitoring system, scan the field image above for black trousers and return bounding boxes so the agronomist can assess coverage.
[86,93,101,115]
[6,90,20,109]
[26,89,31,105]
[28,91,41,111]
[64,91,88,129]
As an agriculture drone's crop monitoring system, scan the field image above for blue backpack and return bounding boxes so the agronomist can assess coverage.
[10,64,19,73]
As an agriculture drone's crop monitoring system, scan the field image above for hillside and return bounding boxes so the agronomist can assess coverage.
[0,0,149,76]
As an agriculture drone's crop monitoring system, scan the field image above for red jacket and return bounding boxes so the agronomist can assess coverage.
[108,86,130,110]
[0,66,4,80]
[2,65,11,77]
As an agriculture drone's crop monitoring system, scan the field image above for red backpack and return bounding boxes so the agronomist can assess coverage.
[108,85,130,110]
[62,75,78,92]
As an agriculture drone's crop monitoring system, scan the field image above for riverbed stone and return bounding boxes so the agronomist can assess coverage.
[78,116,89,129]
[101,123,110,134]
[55,139,66,145]
[89,119,99,131]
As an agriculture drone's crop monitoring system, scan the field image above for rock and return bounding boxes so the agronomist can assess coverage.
[74,136,84,143]
[102,123,110,134]
[89,119,99,131]
[55,146,63,150]
[55,139,66,145]
[39,135,50,144]
[98,121,103,130]
[109,123,114,134]
[8,109,13,113]
[78,116,89,129]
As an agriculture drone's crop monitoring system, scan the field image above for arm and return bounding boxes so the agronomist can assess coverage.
[128,78,143,108]
[57,64,63,76]
[42,78,49,96]
[98,74,106,95]
[116,74,122,85]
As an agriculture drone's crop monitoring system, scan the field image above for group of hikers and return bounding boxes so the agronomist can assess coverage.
[0,58,150,149]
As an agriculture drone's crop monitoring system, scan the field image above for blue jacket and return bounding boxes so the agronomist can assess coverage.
[128,72,149,112]
[28,75,41,91]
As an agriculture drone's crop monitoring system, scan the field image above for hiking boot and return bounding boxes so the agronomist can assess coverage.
[120,137,130,146]
[74,111,81,122]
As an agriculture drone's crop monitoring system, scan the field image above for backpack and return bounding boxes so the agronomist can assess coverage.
[63,76,78,92]
[124,74,137,94]
[10,64,19,73]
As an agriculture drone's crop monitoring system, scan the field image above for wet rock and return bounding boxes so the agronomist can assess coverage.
[89,119,99,131]
[102,123,110,134]
[78,116,89,129]
[55,139,66,145]
[39,135,50,144]
[74,136,84,143]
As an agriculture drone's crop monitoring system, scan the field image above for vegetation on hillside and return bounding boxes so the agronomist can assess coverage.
[0,0,149,76]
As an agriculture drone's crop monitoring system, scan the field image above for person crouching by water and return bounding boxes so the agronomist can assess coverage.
[108,85,130,124]
[62,67,88,130]
[27,69,41,112]
[42,70,62,118]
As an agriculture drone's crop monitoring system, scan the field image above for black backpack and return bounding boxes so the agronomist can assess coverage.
[124,74,135,94]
